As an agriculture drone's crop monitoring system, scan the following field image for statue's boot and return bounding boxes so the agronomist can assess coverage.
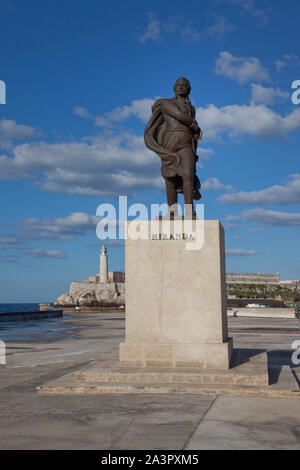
[165,178,178,217]
[183,181,197,218]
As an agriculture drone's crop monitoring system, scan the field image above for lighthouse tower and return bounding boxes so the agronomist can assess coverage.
[99,245,108,283]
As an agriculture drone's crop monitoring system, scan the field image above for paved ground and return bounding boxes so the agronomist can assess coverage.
[0,312,300,450]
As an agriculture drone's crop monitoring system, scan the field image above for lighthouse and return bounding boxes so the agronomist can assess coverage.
[99,245,108,283]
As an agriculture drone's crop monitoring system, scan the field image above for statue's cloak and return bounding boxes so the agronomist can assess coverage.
[144,99,201,199]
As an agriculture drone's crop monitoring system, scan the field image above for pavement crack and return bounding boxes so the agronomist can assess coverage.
[109,416,137,450]
[182,395,218,450]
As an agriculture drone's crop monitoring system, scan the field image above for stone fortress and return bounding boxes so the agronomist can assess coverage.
[54,246,125,307]
[227,272,300,289]
[226,272,280,284]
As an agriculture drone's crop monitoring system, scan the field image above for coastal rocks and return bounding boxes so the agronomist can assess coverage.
[95,283,125,306]
[54,292,74,306]
[54,282,125,307]
[78,292,97,306]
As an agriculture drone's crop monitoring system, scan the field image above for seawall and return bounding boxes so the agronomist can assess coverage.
[0,310,63,322]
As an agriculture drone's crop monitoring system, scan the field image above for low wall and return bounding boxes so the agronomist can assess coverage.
[227,308,295,319]
[227,298,286,308]
[0,310,63,322]
[61,306,125,313]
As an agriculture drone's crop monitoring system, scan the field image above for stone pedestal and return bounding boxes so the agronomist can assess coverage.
[120,219,233,369]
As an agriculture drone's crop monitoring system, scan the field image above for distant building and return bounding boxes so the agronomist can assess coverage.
[108,271,125,283]
[55,245,125,306]
[73,246,125,286]
[98,246,125,283]
[99,245,108,283]
[279,280,300,290]
[226,272,280,284]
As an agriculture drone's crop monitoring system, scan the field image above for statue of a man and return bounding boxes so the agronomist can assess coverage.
[144,77,202,215]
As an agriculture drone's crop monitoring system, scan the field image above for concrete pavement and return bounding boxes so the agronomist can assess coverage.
[0,312,300,449]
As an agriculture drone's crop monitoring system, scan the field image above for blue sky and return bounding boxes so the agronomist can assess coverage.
[1,0,300,302]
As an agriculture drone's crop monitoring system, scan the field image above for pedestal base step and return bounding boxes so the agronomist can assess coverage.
[36,349,300,398]
[37,375,300,399]
[73,364,268,387]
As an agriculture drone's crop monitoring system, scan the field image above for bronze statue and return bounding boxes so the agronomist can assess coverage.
[144,77,202,216]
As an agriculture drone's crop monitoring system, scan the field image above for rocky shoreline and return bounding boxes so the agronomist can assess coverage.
[54,281,125,308]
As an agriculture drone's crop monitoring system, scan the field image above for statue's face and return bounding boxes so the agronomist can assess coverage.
[174,78,190,97]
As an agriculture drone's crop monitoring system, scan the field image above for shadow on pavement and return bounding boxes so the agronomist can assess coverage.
[267,350,300,386]
[230,348,266,369]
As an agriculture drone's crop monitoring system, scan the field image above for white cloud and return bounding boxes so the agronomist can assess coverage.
[94,116,111,128]
[105,98,154,123]
[223,222,265,232]
[215,51,270,84]
[197,148,214,164]
[139,13,161,43]
[0,132,163,196]
[1,94,299,200]
[0,236,20,245]
[76,99,154,128]
[181,16,235,41]
[0,233,32,251]
[180,25,202,42]
[202,177,234,191]
[0,254,19,264]
[251,84,289,105]
[243,208,300,226]
[0,96,216,196]
[197,103,300,140]
[77,94,300,145]
[223,0,272,26]
[246,226,264,232]
[0,213,105,262]
[0,118,38,149]
[226,248,262,256]
[275,54,300,71]
[17,212,100,240]
[275,60,286,72]
[23,249,67,259]
[73,106,94,120]
[140,13,234,44]
[220,174,300,205]
[206,16,236,36]
[223,222,241,231]
[110,171,163,190]
[225,215,240,222]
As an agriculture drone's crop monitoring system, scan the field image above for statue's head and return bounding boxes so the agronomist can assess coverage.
[173,77,191,97]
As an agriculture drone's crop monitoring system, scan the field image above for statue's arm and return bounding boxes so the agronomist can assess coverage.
[161,100,194,127]
[191,105,202,140]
